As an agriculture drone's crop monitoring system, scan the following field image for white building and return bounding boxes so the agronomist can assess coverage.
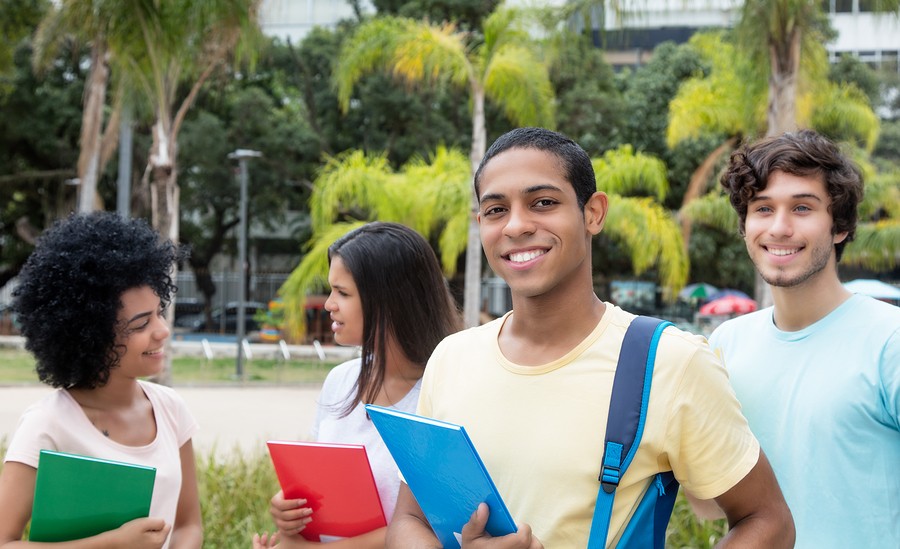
[258,0,899,71]
[259,0,372,43]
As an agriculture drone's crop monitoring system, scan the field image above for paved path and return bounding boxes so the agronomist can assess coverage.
[0,384,323,460]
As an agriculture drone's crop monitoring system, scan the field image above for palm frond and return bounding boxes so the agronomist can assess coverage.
[482,7,532,61]
[680,193,740,236]
[604,197,689,295]
[393,22,470,87]
[810,82,880,152]
[309,150,394,233]
[403,146,471,241]
[333,16,416,110]
[666,31,761,148]
[483,44,555,128]
[860,171,900,220]
[842,220,900,272]
[593,146,669,201]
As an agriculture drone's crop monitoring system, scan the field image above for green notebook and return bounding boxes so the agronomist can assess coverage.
[29,450,157,542]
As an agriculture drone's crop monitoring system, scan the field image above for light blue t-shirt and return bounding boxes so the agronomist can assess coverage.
[709,294,900,548]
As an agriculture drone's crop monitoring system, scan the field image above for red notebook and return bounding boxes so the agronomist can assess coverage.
[266,440,386,541]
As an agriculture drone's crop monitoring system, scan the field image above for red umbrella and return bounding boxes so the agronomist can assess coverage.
[699,294,758,315]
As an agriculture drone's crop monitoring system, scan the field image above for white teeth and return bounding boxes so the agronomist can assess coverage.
[769,248,799,257]
[509,250,546,263]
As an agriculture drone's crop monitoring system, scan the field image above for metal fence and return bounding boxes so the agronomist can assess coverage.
[174,271,291,307]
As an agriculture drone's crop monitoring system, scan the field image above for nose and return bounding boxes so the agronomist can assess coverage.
[502,205,535,238]
[324,292,336,312]
[767,209,793,237]
[153,315,171,340]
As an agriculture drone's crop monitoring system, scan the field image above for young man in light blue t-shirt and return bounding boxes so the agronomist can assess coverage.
[708,130,900,548]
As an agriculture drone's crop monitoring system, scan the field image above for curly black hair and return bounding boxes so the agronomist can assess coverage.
[12,212,184,389]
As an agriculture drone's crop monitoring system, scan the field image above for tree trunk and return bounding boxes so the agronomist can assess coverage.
[464,85,487,328]
[754,27,804,309]
[766,28,801,137]
[77,43,109,213]
[146,119,180,385]
[679,137,738,253]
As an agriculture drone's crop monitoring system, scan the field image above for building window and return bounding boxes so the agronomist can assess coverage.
[835,0,853,12]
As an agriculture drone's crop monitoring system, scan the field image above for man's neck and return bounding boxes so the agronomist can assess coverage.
[771,274,852,332]
[499,285,606,366]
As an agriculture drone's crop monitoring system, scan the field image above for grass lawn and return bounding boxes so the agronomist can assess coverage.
[0,347,338,385]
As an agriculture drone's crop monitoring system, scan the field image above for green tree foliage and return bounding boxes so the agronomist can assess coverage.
[371,0,502,30]
[617,40,714,208]
[0,0,47,88]
[177,77,320,319]
[549,32,625,156]
[0,34,85,287]
[273,27,471,169]
[619,41,708,158]
[593,146,689,296]
[829,54,881,105]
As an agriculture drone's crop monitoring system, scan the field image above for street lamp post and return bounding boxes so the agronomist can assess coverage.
[228,148,262,379]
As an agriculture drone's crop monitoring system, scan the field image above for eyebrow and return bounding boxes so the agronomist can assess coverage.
[124,311,153,325]
[479,183,566,204]
[749,192,824,203]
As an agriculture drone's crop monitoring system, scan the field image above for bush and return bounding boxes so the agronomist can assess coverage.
[198,448,280,548]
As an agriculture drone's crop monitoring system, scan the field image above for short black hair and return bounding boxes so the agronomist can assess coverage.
[12,212,184,388]
[473,127,597,209]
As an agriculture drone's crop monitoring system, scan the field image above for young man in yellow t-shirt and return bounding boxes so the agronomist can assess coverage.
[387,127,795,548]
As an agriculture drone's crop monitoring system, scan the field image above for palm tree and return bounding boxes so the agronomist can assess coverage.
[111,0,262,244]
[668,31,882,304]
[32,0,262,231]
[736,0,900,137]
[333,7,556,327]
[117,0,260,381]
[281,144,688,339]
[33,0,119,214]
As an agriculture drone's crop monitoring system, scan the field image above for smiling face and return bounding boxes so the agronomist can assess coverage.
[744,170,847,289]
[476,147,607,300]
[112,286,170,379]
[324,256,364,346]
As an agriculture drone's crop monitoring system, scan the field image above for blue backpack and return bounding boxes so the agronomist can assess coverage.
[587,316,679,549]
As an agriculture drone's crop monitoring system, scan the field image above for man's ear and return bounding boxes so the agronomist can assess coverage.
[584,191,608,236]
[833,230,848,245]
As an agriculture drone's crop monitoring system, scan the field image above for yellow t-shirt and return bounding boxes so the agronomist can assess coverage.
[418,304,759,547]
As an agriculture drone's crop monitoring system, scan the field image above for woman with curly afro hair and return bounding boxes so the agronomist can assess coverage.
[0,212,202,549]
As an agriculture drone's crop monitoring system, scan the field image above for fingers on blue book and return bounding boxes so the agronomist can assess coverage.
[30,449,156,542]
[365,404,516,548]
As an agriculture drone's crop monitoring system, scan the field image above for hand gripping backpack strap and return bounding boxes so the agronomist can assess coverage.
[587,316,673,549]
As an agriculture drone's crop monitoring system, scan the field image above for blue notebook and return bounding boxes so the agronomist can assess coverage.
[365,405,516,548]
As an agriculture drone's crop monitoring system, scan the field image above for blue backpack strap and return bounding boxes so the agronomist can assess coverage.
[587,316,672,549]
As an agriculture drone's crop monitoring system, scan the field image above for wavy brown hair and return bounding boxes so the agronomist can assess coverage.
[720,129,864,261]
